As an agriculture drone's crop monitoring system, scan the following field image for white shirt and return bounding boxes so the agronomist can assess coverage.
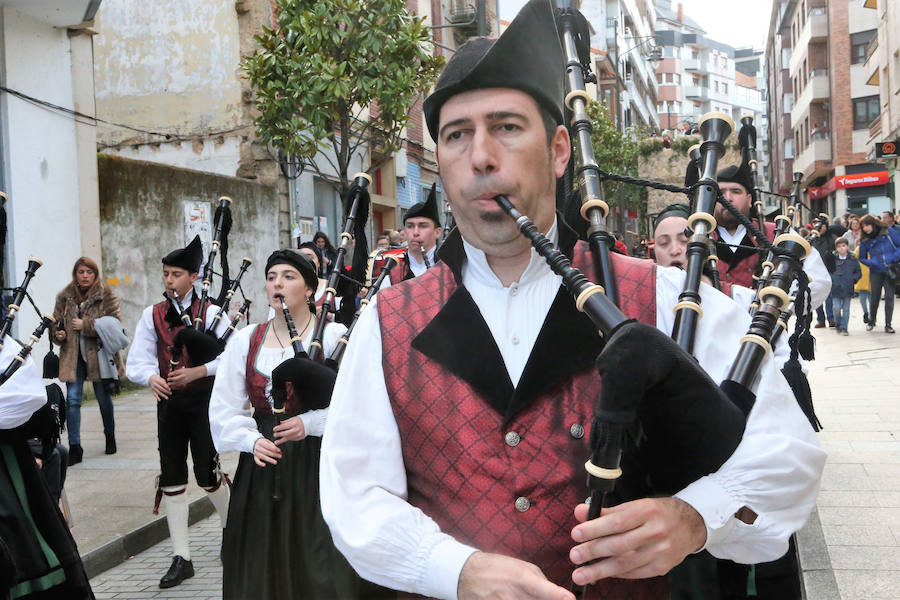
[0,336,46,430]
[381,246,437,290]
[717,224,831,309]
[125,289,228,386]
[209,320,346,454]
[320,237,826,599]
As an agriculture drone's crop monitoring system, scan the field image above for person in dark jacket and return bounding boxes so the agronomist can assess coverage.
[810,216,838,328]
[830,238,862,335]
[858,214,900,333]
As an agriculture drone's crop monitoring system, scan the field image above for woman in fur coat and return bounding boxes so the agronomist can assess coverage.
[53,257,124,465]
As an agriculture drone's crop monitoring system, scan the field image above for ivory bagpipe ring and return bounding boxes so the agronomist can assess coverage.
[773,233,811,258]
[688,211,716,231]
[673,300,703,318]
[580,198,610,221]
[565,89,591,111]
[584,460,622,480]
[575,284,606,313]
[739,334,771,355]
[759,285,791,307]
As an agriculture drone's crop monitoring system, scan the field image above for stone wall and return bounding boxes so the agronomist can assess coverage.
[638,135,742,221]
[98,154,280,344]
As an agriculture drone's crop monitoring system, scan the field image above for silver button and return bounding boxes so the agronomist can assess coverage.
[515,496,531,512]
[505,431,521,447]
[511,335,520,345]
[510,284,518,296]
[570,424,585,439]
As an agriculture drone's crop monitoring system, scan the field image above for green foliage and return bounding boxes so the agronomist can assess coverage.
[243,0,444,193]
[586,102,646,213]
[669,135,700,155]
[638,139,663,157]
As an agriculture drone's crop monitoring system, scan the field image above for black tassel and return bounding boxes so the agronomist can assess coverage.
[781,360,822,431]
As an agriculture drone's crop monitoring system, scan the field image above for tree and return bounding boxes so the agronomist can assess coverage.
[586,101,646,217]
[243,0,444,196]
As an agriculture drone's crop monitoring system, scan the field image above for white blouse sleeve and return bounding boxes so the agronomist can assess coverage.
[209,324,262,454]
[656,267,826,563]
[125,306,160,386]
[0,336,47,430]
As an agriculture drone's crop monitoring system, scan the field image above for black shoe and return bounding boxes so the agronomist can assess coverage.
[886,326,896,334]
[864,312,870,324]
[159,556,194,589]
[105,433,117,455]
[828,320,836,328]
[68,444,83,466]
[867,323,875,331]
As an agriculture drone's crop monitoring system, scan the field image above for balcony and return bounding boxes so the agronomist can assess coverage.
[789,9,829,76]
[793,135,831,177]
[685,85,710,100]
[790,70,830,126]
[683,57,709,72]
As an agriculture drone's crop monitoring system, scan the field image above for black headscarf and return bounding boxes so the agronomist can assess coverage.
[265,249,319,293]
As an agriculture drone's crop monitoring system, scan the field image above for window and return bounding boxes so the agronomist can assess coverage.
[722,83,728,94]
[783,93,793,113]
[656,73,663,84]
[674,73,681,84]
[665,73,674,83]
[663,46,676,58]
[852,95,880,129]
[851,30,876,65]
[782,48,791,69]
[784,138,794,159]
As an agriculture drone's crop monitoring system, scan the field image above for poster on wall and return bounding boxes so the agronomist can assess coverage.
[183,200,213,275]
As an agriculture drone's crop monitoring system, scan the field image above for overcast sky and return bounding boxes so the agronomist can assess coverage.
[498,0,775,50]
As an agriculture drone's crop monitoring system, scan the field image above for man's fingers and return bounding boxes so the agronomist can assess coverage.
[571,501,647,544]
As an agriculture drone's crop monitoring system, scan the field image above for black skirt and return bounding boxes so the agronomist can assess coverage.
[0,435,94,600]
[222,414,393,600]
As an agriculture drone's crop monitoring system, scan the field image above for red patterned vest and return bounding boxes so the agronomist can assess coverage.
[244,322,299,416]
[378,242,668,598]
[714,221,777,288]
[151,293,213,391]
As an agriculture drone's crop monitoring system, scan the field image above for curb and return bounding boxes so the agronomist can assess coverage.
[81,496,215,579]
[797,507,840,599]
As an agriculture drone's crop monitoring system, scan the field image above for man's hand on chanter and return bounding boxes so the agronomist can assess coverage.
[569,497,706,585]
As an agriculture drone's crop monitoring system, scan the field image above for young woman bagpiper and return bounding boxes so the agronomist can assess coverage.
[208,249,389,599]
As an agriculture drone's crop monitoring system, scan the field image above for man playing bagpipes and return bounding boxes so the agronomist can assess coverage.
[125,235,231,589]
[318,1,825,598]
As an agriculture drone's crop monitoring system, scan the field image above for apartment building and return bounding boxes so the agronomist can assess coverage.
[654,2,766,151]
[861,0,900,205]
[765,1,796,196]
[767,0,886,217]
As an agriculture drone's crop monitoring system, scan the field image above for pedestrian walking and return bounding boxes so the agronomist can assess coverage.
[52,257,125,465]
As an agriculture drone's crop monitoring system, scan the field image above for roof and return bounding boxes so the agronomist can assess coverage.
[655,5,705,33]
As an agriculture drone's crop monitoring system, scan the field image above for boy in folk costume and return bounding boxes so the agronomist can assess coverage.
[126,235,230,589]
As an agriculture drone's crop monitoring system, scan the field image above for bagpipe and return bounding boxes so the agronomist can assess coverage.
[170,198,254,367]
[326,248,405,369]
[495,2,811,594]
[308,173,372,362]
[0,258,56,386]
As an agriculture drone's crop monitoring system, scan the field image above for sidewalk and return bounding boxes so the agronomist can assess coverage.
[63,387,237,577]
[799,298,900,599]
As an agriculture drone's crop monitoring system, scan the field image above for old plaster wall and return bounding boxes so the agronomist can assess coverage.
[92,0,244,175]
[98,154,279,344]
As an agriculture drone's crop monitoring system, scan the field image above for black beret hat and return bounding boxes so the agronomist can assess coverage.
[404,183,441,226]
[718,162,756,202]
[265,249,319,292]
[423,0,565,142]
[162,235,203,273]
